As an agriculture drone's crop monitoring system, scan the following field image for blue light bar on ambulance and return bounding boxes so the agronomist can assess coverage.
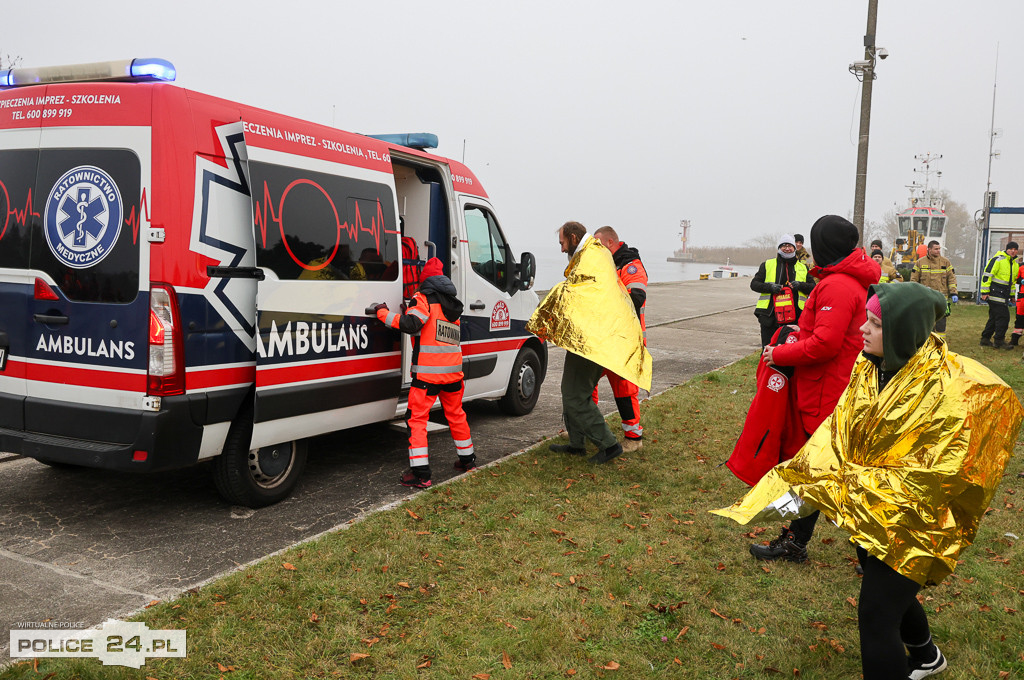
[367,133,439,151]
[0,58,176,89]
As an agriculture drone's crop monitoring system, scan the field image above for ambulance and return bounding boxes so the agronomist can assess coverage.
[0,59,545,507]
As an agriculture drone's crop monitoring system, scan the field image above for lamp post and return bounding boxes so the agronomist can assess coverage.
[849,0,883,247]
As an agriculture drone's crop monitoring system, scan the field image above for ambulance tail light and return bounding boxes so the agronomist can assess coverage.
[33,277,60,301]
[148,285,185,396]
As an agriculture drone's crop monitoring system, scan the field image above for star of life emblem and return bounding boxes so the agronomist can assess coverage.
[44,165,123,269]
[767,374,786,392]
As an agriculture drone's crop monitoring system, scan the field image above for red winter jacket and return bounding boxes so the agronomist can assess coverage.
[769,248,880,434]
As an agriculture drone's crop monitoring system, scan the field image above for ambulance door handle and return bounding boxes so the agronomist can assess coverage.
[207,265,266,280]
[33,313,69,325]
[470,300,485,310]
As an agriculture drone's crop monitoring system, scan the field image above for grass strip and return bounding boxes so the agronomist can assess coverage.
[4,305,1023,679]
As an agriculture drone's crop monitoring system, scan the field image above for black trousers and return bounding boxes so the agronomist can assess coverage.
[981,300,1010,342]
[788,510,819,544]
[856,546,932,680]
[758,315,779,346]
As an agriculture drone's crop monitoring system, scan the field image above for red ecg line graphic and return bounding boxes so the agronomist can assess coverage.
[123,187,149,245]
[253,178,399,271]
[0,182,41,243]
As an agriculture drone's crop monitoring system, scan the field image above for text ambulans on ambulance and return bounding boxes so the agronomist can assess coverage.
[0,59,544,507]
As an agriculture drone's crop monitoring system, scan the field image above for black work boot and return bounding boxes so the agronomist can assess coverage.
[454,454,477,473]
[993,337,1007,349]
[749,527,809,563]
[1010,334,1021,347]
[589,442,624,464]
[980,338,994,347]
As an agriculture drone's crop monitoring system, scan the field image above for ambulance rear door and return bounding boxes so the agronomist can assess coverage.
[24,125,150,430]
[0,130,41,427]
[242,121,403,448]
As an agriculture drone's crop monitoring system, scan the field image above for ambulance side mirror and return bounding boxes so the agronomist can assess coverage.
[516,252,536,292]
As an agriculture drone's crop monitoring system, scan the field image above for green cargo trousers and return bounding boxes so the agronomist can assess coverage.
[561,351,618,450]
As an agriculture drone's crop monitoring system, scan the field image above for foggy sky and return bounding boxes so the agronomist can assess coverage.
[4,1,1023,266]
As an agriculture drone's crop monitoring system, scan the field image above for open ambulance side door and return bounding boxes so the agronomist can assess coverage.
[241,121,404,450]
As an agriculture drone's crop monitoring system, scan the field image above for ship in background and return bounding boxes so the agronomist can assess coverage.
[890,153,947,271]
[667,219,694,262]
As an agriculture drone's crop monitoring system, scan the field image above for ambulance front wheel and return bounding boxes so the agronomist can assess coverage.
[213,418,308,508]
[499,347,541,416]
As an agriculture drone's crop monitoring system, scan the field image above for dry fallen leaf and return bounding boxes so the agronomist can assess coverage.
[217,663,230,672]
[282,563,297,571]
[397,582,411,589]
[711,642,726,650]
[502,651,512,669]
[566,670,577,677]
[417,659,431,669]
[601,661,620,670]
[350,652,370,663]
[675,626,690,639]
[472,674,491,680]
[309,612,319,623]
[406,508,421,520]
[846,597,857,607]
[144,599,161,608]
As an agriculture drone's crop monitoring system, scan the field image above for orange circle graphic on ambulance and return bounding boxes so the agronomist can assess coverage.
[490,300,510,332]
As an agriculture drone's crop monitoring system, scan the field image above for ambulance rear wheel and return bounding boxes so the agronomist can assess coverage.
[213,416,307,508]
[499,347,541,416]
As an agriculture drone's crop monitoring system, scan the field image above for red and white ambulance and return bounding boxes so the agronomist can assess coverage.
[0,58,544,506]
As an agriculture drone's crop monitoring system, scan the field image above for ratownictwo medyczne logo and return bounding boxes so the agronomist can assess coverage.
[45,165,123,269]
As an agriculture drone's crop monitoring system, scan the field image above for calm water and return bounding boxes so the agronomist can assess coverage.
[533,253,758,290]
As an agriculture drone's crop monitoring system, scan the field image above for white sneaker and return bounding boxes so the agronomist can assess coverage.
[908,646,947,679]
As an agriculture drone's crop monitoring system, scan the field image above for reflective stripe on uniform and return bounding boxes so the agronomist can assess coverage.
[622,422,643,435]
[627,282,647,291]
[410,307,429,321]
[409,447,429,464]
[413,363,464,374]
[418,345,462,354]
[385,311,399,327]
[453,437,474,455]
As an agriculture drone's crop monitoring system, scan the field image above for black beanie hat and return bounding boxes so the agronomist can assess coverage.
[810,215,859,267]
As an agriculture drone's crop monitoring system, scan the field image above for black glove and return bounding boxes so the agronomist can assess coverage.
[373,303,388,313]
[770,284,784,295]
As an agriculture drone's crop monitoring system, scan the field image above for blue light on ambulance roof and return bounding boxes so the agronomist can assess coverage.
[130,58,176,82]
[367,133,439,151]
[0,70,12,88]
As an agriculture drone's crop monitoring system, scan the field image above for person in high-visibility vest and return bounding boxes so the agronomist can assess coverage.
[592,226,647,452]
[980,241,1020,349]
[871,250,903,284]
[373,257,475,488]
[750,234,814,346]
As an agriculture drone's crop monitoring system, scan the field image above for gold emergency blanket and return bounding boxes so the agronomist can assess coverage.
[712,336,1022,586]
[527,237,652,391]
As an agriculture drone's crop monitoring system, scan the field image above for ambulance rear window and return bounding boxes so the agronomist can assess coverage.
[31,149,141,303]
[250,161,399,282]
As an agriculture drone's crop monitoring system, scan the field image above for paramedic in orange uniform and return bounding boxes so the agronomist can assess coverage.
[373,257,475,488]
[592,226,648,452]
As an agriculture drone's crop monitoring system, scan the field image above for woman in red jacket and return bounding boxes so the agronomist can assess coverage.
[749,215,880,562]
